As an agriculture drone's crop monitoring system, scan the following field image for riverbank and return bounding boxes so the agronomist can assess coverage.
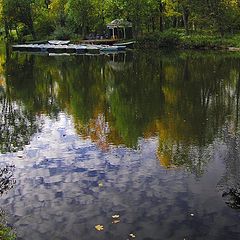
[4,29,240,53]
[136,30,240,50]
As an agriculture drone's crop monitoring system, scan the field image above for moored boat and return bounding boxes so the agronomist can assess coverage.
[75,45,88,54]
[116,46,127,51]
[83,44,101,54]
[48,40,70,45]
[113,41,135,48]
[12,43,126,54]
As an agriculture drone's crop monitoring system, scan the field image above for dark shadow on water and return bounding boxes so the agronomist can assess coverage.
[0,165,16,195]
[0,164,16,240]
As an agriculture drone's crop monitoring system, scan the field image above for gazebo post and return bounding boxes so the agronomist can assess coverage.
[107,19,132,40]
[123,27,126,39]
[112,28,115,39]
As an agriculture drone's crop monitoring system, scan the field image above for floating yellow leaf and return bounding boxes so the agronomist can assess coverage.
[112,214,120,219]
[129,233,136,238]
[112,219,120,224]
[95,225,104,231]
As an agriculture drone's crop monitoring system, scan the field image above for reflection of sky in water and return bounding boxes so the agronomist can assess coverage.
[0,113,240,240]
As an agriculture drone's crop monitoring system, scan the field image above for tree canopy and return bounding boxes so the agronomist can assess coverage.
[0,0,240,40]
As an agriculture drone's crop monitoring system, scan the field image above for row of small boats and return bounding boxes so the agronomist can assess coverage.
[12,41,135,54]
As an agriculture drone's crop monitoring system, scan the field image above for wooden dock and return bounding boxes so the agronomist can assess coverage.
[11,40,135,55]
[12,43,129,55]
[12,44,101,54]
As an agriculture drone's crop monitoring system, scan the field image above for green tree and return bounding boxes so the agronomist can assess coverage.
[2,0,36,39]
[66,0,95,37]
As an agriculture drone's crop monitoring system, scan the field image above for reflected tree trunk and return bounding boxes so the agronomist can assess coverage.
[235,69,240,130]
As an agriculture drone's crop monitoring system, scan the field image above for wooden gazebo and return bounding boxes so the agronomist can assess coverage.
[107,19,132,39]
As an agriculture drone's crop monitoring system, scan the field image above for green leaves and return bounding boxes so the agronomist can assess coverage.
[1,0,240,40]
[66,0,95,36]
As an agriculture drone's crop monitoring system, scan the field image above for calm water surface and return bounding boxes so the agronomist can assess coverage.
[0,45,240,239]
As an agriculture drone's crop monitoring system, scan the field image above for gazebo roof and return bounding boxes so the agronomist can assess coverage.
[107,19,132,29]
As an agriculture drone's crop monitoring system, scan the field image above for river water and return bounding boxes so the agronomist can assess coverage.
[0,46,240,239]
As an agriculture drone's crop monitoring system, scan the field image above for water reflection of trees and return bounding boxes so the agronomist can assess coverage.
[217,66,240,198]
[156,53,239,173]
[0,91,40,153]
[0,46,39,154]
[218,124,240,209]
[0,165,15,196]
[5,54,60,117]
[211,58,240,186]
[4,50,240,174]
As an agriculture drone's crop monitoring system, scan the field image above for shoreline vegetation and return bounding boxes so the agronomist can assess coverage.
[136,30,240,51]
[1,1,240,51]
[4,31,240,52]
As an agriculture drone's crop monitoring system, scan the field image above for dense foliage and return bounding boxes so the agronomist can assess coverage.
[0,0,240,41]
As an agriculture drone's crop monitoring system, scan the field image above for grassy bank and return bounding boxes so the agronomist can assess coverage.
[0,225,16,240]
[136,29,240,50]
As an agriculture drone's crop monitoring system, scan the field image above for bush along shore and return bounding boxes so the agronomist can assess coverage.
[136,30,240,51]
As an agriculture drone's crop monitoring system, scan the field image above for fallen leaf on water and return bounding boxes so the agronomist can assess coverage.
[129,233,136,238]
[112,214,120,219]
[95,225,104,231]
[112,219,120,224]
[98,182,103,187]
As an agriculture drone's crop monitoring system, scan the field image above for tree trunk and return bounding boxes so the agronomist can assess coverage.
[183,7,190,35]
[152,17,155,32]
[235,69,240,129]
[29,22,36,40]
[4,20,10,40]
[173,17,177,28]
[15,24,20,41]
[159,1,164,32]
